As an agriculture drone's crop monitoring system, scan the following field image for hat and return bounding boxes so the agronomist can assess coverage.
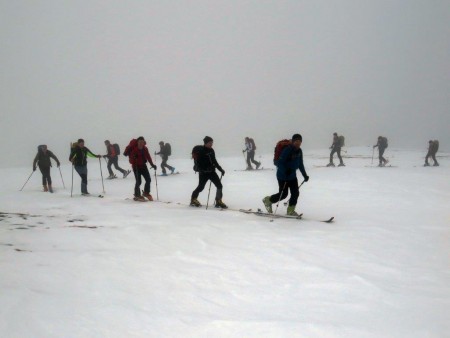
[137,136,145,142]
[292,134,302,142]
[159,141,164,145]
[203,136,213,144]
[78,138,85,143]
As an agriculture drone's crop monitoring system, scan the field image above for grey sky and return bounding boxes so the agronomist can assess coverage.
[1,0,449,167]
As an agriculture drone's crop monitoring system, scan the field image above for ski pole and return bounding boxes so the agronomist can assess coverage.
[59,166,66,189]
[242,149,247,167]
[273,181,287,216]
[20,170,35,191]
[71,165,74,197]
[371,147,375,165]
[206,181,213,210]
[99,157,105,193]
[154,167,159,201]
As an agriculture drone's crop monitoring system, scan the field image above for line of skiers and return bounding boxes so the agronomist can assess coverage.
[30,135,442,215]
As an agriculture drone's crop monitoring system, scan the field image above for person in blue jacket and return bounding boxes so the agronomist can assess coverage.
[263,133,309,216]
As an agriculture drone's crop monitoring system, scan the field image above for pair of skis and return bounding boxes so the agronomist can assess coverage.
[239,208,334,223]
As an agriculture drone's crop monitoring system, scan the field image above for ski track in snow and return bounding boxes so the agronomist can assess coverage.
[1,147,449,337]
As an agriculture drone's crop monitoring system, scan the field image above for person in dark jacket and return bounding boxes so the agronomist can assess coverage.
[425,140,439,166]
[103,140,130,179]
[328,132,344,167]
[156,141,175,176]
[126,136,157,201]
[69,139,101,195]
[263,134,309,216]
[33,145,60,193]
[373,136,389,167]
[190,136,227,208]
[243,137,261,170]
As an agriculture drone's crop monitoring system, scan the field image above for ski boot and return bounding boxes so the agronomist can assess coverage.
[142,191,153,201]
[262,196,273,213]
[338,162,345,167]
[246,166,254,171]
[161,172,168,176]
[123,170,131,178]
[433,163,439,166]
[48,185,53,193]
[256,162,261,170]
[287,205,299,216]
[215,199,228,209]
[171,167,176,174]
[326,162,335,167]
[424,163,430,167]
[43,184,48,192]
[190,198,202,207]
[82,192,91,196]
[133,195,146,202]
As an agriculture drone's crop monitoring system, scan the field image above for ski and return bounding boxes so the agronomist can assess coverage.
[239,209,334,223]
[158,172,180,176]
[234,168,274,172]
[82,194,104,198]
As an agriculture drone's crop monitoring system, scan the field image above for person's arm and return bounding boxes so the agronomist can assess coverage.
[49,151,60,167]
[69,149,76,162]
[33,153,39,170]
[211,150,225,175]
[298,150,309,181]
[85,147,100,158]
[145,148,157,169]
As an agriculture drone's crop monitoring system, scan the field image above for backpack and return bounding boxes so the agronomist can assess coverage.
[432,140,439,153]
[165,143,172,156]
[380,137,388,148]
[123,139,138,164]
[273,139,291,166]
[113,143,120,155]
[249,138,256,151]
[191,145,204,172]
[338,135,345,147]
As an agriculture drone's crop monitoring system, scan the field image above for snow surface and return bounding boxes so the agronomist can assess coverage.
[1,147,449,338]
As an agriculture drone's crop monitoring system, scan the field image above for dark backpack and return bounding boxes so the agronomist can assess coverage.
[165,143,172,156]
[273,139,291,166]
[380,137,388,148]
[113,143,120,155]
[191,145,204,172]
[432,140,439,153]
[249,138,256,151]
[338,135,345,147]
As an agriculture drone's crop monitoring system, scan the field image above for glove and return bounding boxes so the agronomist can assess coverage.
[57,163,60,168]
[33,167,36,171]
[97,155,101,158]
[219,168,225,176]
[304,175,309,182]
[242,150,245,153]
[152,164,157,170]
[285,168,292,176]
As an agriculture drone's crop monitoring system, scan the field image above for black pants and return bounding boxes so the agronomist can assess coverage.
[269,178,299,207]
[160,155,174,174]
[39,166,52,186]
[192,172,223,200]
[425,151,438,165]
[134,166,151,197]
[107,156,126,176]
[246,151,259,167]
[74,165,88,194]
[378,147,387,165]
[330,147,343,164]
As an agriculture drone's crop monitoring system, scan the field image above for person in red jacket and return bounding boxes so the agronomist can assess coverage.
[125,136,157,201]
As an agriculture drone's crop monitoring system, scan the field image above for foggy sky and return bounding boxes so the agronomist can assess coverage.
[1,0,449,167]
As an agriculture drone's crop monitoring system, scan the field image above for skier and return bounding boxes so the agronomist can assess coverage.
[103,140,130,179]
[124,136,157,201]
[243,137,261,170]
[156,141,175,176]
[263,134,309,216]
[373,136,389,167]
[425,140,439,166]
[328,132,345,167]
[69,139,101,195]
[190,136,227,208]
[33,145,61,193]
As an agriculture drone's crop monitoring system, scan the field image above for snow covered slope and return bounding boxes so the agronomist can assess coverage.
[1,147,449,337]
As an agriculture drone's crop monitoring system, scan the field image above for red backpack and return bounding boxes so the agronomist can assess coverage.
[273,139,291,165]
[123,139,137,164]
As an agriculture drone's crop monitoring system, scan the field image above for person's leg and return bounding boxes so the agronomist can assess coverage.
[250,151,258,166]
[112,157,126,174]
[432,152,439,166]
[337,147,344,165]
[39,167,48,191]
[142,166,151,194]
[270,179,289,203]
[330,148,336,164]
[246,152,252,169]
[75,165,88,193]
[134,168,142,196]
[210,172,223,201]
[161,157,168,174]
[191,173,209,199]
[107,158,114,176]
[287,178,299,206]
